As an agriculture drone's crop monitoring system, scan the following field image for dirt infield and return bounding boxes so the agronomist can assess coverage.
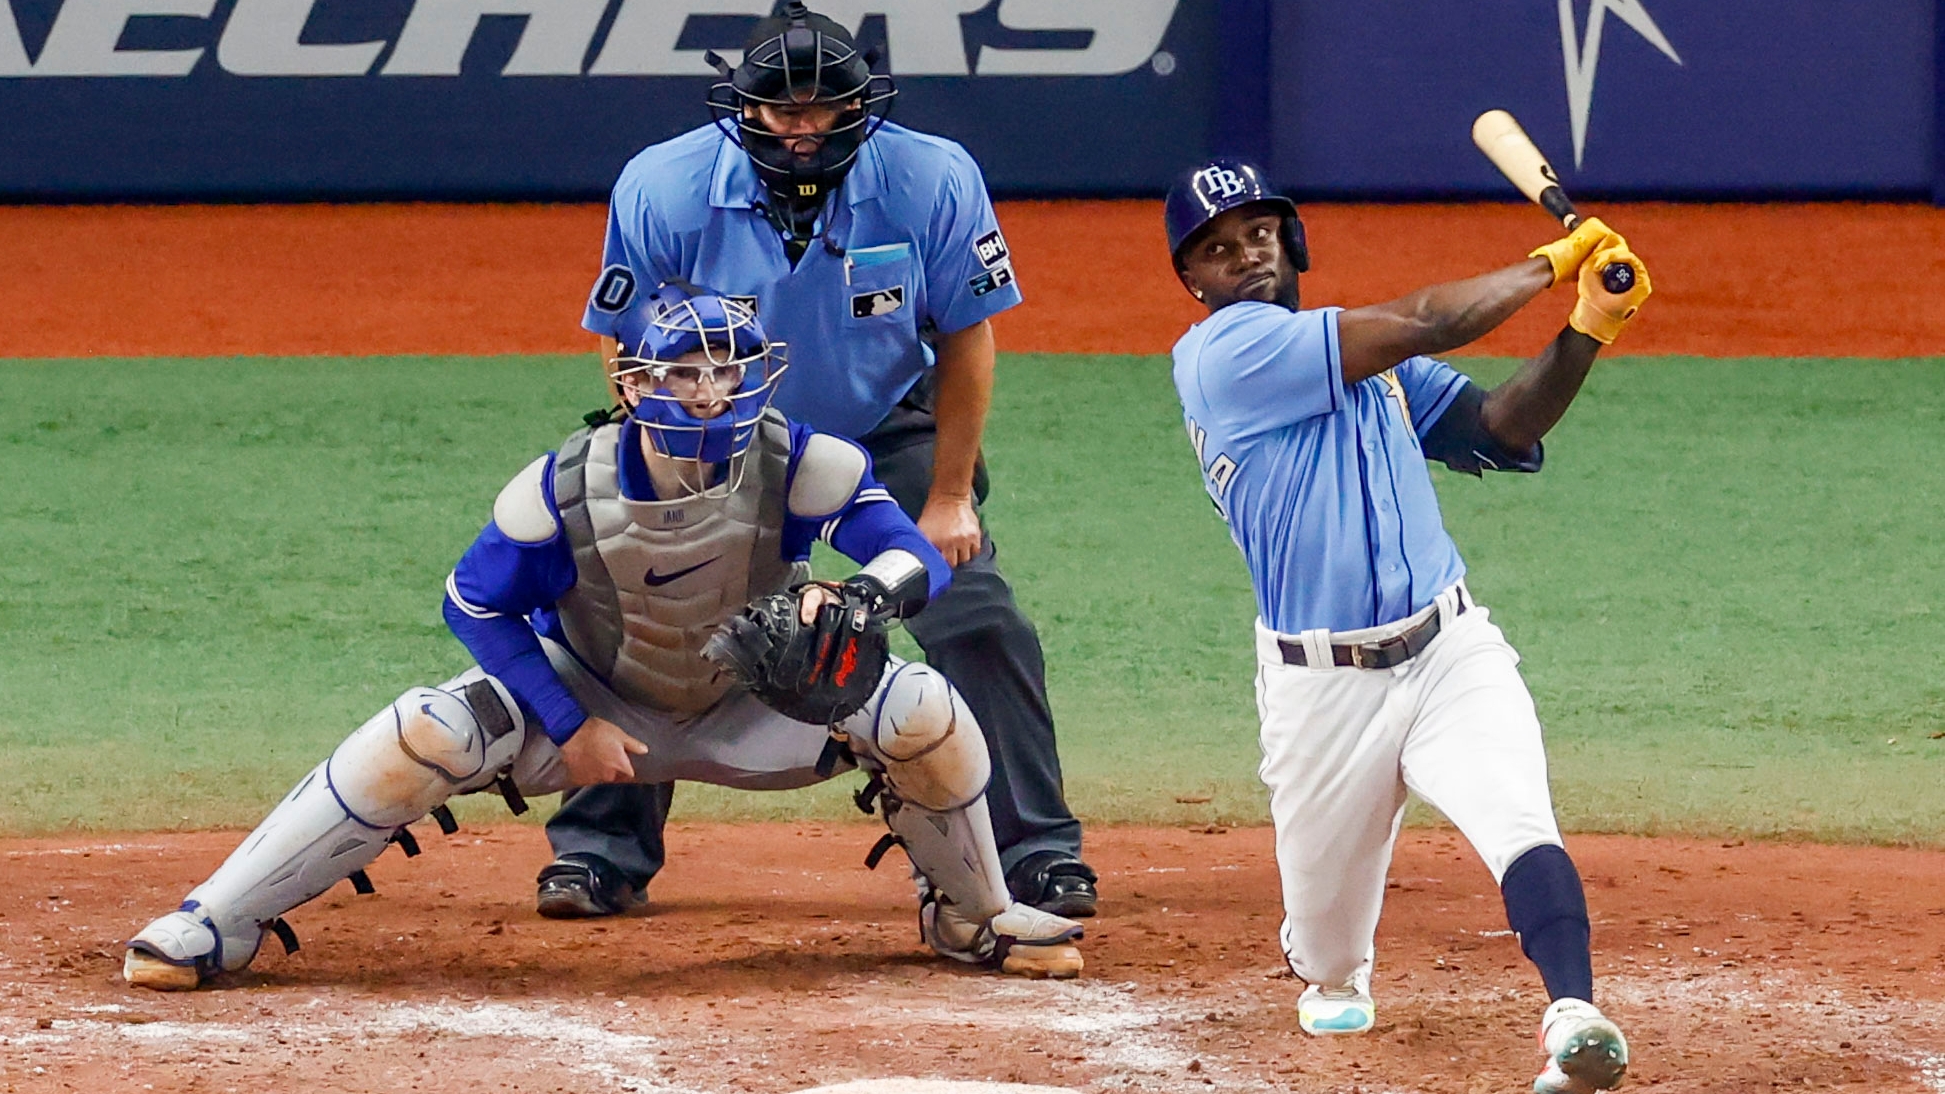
[6,821,1945,1093]
[3,201,1943,359]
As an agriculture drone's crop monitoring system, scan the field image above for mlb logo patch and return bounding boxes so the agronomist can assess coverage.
[851,285,906,318]
[973,229,1009,269]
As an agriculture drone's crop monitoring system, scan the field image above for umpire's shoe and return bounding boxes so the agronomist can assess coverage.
[1006,851,1098,918]
[534,853,648,919]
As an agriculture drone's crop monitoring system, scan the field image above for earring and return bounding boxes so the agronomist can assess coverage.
[1193,289,1205,300]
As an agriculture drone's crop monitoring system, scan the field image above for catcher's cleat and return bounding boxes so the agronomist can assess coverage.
[1298,979,1376,1035]
[535,854,648,919]
[124,907,240,991]
[1006,850,1099,919]
[922,896,1084,979]
[1533,998,1629,1094]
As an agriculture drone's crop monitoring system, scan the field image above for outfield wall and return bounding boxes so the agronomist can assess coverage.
[0,0,1939,202]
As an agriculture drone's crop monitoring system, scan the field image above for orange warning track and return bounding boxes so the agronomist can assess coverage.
[2,201,1941,360]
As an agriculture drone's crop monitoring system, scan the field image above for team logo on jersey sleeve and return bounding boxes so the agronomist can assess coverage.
[968,262,1015,298]
[972,229,1010,269]
[850,286,906,318]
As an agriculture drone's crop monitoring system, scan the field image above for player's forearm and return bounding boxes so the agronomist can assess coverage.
[1479,327,1603,452]
[441,600,587,742]
[1337,257,1554,383]
[927,320,995,502]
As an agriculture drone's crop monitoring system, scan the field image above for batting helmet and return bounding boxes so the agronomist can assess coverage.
[1163,159,1310,274]
[705,4,895,227]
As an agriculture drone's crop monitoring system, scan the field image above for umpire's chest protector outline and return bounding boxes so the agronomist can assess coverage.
[552,413,802,716]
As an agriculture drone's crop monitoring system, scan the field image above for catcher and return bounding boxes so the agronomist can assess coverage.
[122,290,1084,990]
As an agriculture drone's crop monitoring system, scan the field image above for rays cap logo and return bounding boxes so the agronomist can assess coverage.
[1191,165,1249,211]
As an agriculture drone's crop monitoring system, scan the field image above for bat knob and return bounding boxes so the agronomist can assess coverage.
[1601,262,1635,295]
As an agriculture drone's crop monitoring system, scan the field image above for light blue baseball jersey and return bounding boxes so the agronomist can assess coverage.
[582,121,1024,440]
[1171,303,1476,635]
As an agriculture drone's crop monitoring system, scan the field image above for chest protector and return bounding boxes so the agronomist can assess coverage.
[552,411,807,715]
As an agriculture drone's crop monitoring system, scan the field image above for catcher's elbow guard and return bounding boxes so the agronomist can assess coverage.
[853,548,931,620]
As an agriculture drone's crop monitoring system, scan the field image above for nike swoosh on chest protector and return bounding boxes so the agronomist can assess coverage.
[643,556,721,587]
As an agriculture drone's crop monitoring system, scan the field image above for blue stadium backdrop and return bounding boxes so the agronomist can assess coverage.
[0,0,1938,201]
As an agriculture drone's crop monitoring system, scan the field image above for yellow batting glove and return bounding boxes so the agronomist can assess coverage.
[1529,217,1624,287]
[1568,244,1652,345]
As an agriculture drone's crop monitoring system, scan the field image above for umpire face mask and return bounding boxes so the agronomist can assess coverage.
[705,3,894,242]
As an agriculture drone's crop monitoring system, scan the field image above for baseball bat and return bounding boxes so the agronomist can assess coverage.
[1470,109,1635,295]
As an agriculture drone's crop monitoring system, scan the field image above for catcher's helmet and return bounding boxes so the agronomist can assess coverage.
[1163,159,1310,274]
[705,3,895,234]
[610,288,787,473]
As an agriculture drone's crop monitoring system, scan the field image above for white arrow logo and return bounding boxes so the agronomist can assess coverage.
[1558,0,1683,168]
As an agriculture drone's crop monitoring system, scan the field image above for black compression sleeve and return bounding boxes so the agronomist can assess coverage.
[1419,381,1544,476]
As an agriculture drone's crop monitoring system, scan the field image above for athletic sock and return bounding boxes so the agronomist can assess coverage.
[1499,843,1595,1003]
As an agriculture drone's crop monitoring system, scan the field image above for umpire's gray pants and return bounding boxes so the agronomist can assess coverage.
[544,384,1085,887]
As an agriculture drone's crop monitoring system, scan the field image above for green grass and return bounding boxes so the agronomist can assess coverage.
[2,354,1942,841]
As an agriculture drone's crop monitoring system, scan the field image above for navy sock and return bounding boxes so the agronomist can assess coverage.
[1500,843,1594,1003]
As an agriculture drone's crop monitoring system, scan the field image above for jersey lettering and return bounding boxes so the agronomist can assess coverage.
[1185,416,1236,512]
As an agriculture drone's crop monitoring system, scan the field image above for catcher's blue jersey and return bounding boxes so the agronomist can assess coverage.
[443,420,948,742]
[1171,302,1473,635]
[583,121,1023,439]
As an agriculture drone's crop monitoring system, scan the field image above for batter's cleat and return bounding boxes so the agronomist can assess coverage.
[922,896,1084,979]
[534,854,647,919]
[1298,980,1376,1035]
[1533,998,1629,1094]
[1006,851,1099,919]
[124,905,254,991]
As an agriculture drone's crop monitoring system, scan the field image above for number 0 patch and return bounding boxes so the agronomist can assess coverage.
[588,265,637,313]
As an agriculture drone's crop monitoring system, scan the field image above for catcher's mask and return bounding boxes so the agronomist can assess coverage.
[1163,158,1310,279]
[610,291,787,494]
[704,3,895,245]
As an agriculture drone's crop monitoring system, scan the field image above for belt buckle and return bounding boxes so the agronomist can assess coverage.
[1346,643,1369,670]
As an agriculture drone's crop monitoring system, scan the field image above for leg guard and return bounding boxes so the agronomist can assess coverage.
[1501,843,1595,1004]
[125,676,523,990]
[841,661,1082,979]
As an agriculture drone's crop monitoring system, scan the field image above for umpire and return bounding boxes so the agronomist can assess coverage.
[541,2,1094,919]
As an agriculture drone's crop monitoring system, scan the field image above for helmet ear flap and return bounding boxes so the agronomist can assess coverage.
[1283,215,1310,274]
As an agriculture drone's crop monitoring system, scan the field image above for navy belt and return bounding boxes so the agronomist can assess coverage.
[1276,599,1467,670]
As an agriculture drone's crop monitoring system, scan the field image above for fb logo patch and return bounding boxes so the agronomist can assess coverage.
[967,262,1014,298]
[589,265,637,313]
[972,229,1009,269]
[851,286,906,318]
[1192,166,1249,210]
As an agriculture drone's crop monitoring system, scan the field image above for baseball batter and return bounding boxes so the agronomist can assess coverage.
[1162,160,1652,1094]
[120,292,1083,990]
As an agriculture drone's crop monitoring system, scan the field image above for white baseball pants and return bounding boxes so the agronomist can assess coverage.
[1253,582,1564,989]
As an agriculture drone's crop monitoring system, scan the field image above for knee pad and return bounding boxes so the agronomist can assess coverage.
[329,677,524,829]
[848,661,989,812]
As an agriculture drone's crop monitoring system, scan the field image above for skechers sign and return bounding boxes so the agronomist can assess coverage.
[0,0,1213,198]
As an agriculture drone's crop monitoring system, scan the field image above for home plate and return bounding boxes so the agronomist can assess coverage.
[791,1083,1079,1094]
[789,1074,1081,1082]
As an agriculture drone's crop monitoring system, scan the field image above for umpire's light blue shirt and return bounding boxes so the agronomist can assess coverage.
[1172,302,1473,635]
[583,122,1024,440]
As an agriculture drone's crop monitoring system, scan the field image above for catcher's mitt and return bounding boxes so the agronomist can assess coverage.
[702,581,891,724]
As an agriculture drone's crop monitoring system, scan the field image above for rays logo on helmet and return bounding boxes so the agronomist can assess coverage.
[1193,166,1249,210]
